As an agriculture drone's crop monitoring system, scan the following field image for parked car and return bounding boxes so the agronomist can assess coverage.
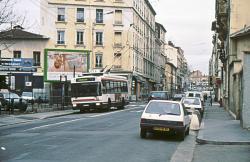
[140,100,191,140]
[173,94,185,101]
[148,91,171,102]
[181,97,204,117]
[0,92,28,112]
[21,92,35,103]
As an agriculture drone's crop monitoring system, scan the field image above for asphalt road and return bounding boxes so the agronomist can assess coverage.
[0,103,196,162]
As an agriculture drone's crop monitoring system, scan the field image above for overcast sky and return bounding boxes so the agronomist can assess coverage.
[150,0,215,74]
[14,0,215,74]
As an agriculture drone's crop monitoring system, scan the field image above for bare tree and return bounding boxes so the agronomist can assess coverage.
[0,0,24,30]
[0,0,25,50]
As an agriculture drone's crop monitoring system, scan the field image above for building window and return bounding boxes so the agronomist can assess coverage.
[76,8,84,22]
[57,8,65,21]
[95,54,103,68]
[96,9,103,23]
[114,10,122,25]
[96,32,103,45]
[114,31,122,47]
[33,51,41,66]
[114,53,122,69]
[76,31,84,45]
[13,51,21,58]
[57,30,65,44]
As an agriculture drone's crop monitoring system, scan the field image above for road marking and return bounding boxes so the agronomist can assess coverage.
[23,107,142,131]
[130,110,143,113]
[1,147,6,151]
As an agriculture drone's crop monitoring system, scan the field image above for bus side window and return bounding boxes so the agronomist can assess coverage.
[102,81,107,94]
[106,81,111,93]
[110,81,114,93]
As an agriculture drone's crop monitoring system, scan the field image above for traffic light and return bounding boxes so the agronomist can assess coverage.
[0,75,8,89]
[5,76,9,85]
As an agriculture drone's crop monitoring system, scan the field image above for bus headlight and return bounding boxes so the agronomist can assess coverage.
[96,103,101,106]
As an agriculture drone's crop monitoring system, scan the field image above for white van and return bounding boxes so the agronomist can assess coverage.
[185,91,204,102]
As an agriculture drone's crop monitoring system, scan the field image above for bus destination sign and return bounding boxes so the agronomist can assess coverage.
[76,78,95,82]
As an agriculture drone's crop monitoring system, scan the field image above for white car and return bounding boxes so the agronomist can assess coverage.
[21,92,35,103]
[181,97,204,117]
[140,100,191,140]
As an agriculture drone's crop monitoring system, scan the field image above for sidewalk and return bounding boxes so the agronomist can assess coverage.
[196,103,250,145]
[0,109,77,127]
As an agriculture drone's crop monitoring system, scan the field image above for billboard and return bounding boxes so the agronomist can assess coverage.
[45,49,90,81]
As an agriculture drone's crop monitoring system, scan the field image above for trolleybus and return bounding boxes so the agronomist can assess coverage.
[71,73,129,112]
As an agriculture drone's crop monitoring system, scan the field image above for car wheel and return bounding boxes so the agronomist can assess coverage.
[185,127,190,135]
[140,128,147,138]
[20,106,27,112]
[178,131,185,141]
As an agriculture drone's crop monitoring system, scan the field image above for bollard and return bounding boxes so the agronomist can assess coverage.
[219,98,223,107]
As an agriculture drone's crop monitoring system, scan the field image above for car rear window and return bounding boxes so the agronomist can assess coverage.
[183,98,200,105]
[195,94,201,98]
[145,102,181,115]
[150,92,166,98]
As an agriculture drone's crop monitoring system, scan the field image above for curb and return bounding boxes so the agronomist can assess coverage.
[196,137,250,145]
[42,112,76,119]
[0,112,76,127]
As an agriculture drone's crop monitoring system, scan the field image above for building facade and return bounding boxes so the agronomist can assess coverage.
[210,0,250,129]
[0,26,49,95]
[40,0,166,100]
[165,42,178,96]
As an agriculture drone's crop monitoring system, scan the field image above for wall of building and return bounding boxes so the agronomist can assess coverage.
[230,0,250,34]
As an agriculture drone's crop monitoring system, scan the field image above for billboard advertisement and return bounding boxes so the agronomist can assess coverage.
[45,49,90,81]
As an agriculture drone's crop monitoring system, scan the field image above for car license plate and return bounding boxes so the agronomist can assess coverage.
[153,127,169,131]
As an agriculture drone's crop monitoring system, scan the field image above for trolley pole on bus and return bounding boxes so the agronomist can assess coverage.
[60,74,67,110]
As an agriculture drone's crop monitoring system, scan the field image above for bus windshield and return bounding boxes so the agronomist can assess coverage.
[71,82,101,97]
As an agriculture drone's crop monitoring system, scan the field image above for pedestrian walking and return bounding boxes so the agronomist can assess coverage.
[210,96,213,106]
[204,93,207,101]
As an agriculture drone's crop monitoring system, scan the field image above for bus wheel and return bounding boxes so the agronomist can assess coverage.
[118,98,125,110]
[107,99,111,111]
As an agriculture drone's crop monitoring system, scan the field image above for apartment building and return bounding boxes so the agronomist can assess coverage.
[155,22,166,91]
[211,0,250,128]
[165,42,178,96]
[40,0,163,100]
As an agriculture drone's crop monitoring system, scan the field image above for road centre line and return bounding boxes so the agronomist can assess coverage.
[23,107,143,131]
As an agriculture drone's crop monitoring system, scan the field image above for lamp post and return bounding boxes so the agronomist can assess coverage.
[60,74,67,110]
[90,11,114,71]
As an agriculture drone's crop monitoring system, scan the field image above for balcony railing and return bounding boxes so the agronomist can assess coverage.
[114,20,123,25]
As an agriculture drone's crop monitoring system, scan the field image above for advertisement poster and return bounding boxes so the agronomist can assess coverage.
[45,50,89,81]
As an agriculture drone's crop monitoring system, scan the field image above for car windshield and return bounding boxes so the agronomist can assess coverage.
[174,94,183,98]
[22,92,32,97]
[145,101,181,115]
[150,92,166,98]
[183,98,200,105]
[3,93,20,99]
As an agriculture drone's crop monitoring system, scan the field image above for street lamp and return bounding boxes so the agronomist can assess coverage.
[60,74,67,110]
